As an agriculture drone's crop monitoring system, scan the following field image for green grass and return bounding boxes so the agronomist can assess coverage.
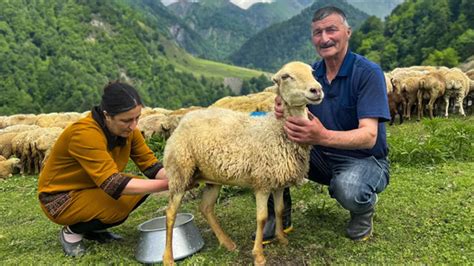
[1,117,473,264]
[172,54,268,80]
[162,37,268,80]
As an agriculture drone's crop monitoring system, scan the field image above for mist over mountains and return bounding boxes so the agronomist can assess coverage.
[162,0,273,9]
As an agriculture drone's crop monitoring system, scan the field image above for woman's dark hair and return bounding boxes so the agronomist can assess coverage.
[100,81,143,116]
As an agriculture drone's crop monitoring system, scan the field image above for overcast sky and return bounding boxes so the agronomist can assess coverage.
[161,0,273,9]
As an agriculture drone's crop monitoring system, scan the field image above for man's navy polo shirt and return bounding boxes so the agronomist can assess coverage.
[308,51,390,159]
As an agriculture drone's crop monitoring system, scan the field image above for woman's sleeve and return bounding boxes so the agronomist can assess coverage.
[130,129,162,179]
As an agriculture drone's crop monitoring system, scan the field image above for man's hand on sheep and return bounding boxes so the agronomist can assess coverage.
[284,110,329,145]
[275,95,329,145]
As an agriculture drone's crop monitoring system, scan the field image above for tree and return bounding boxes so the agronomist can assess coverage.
[422,48,460,67]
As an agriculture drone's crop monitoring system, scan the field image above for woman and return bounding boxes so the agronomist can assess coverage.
[38,81,169,257]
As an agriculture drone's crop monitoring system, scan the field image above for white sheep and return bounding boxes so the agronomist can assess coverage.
[442,68,470,117]
[11,127,62,175]
[161,61,324,266]
[138,106,204,139]
[0,156,21,179]
[0,114,38,129]
[137,113,168,138]
[210,91,277,113]
[417,71,446,120]
[397,76,422,120]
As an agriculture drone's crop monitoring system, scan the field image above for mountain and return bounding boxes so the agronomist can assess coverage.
[167,0,260,60]
[0,0,264,115]
[246,0,313,27]
[345,0,405,20]
[166,0,313,60]
[247,0,314,20]
[124,0,212,57]
[228,0,370,71]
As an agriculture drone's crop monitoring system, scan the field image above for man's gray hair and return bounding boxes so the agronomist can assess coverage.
[312,6,351,28]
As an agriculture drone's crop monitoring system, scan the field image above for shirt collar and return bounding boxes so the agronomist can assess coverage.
[313,50,355,78]
[91,106,127,150]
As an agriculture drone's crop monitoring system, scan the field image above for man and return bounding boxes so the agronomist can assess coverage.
[262,6,390,242]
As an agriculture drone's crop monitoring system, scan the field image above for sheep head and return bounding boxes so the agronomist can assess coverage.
[0,157,21,178]
[9,157,21,169]
[271,62,323,117]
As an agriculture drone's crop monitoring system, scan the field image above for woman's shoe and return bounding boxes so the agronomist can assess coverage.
[83,231,123,243]
[59,227,86,257]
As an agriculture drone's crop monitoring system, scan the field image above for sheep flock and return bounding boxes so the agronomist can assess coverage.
[386,66,474,124]
[0,65,473,179]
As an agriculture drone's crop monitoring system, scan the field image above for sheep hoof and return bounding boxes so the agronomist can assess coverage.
[222,240,237,251]
[277,236,289,245]
[254,254,266,266]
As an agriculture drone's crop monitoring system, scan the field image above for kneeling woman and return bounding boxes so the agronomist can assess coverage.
[38,81,169,257]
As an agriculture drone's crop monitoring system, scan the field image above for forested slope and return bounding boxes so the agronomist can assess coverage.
[0,0,238,115]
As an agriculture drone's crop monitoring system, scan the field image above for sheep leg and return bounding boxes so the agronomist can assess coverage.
[398,103,404,125]
[272,189,288,245]
[407,97,415,120]
[26,143,33,175]
[444,95,450,117]
[416,90,423,121]
[19,153,26,176]
[199,184,236,251]
[428,96,436,119]
[401,97,408,118]
[253,191,270,266]
[457,95,466,116]
[37,151,44,174]
[163,191,185,266]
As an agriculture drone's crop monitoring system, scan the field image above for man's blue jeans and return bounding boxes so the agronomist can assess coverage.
[308,148,390,214]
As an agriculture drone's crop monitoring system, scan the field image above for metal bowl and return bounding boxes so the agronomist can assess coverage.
[135,213,204,264]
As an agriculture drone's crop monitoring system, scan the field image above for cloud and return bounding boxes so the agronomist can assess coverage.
[161,0,274,9]
[231,0,273,9]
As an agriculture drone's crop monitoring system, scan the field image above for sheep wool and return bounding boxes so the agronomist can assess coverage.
[166,108,310,191]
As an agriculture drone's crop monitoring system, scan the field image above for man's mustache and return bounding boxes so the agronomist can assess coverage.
[319,41,336,49]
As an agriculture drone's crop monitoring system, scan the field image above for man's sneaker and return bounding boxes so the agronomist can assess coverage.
[346,208,374,241]
[59,227,86,257]
[83,231,123,243]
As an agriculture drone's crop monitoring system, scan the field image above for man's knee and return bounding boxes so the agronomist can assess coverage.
[329,178,373,213]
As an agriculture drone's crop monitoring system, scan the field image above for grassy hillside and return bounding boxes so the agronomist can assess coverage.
[162,37,268,79]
